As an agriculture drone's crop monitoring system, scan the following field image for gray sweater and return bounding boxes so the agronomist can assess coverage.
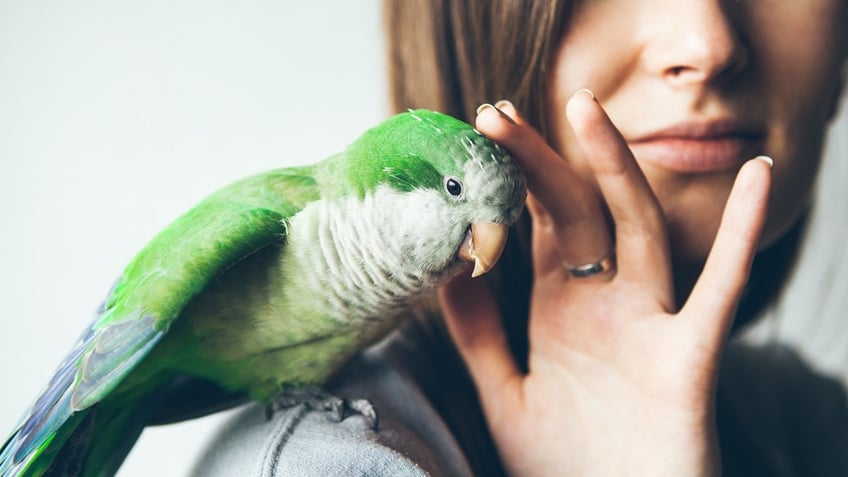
[191,325,848,476]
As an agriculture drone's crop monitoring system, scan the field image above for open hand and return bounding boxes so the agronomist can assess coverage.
[438,91,772,477]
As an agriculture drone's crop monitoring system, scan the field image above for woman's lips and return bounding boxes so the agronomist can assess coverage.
[626,121,766,173]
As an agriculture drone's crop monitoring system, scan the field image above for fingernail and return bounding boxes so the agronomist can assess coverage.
[493,100,518,124]
[754,155,774,168]
[476,103,495,116]
[476,102,517,125]
[572,88,595,100]
[494,99,514,111]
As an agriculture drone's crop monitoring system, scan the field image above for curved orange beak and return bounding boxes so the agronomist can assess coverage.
[457,222,509,278]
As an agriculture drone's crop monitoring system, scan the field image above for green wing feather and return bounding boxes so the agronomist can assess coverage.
[0,166,319,476]
[75,166,319,409]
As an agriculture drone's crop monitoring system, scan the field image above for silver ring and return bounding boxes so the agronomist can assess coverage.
[564,253,616,279]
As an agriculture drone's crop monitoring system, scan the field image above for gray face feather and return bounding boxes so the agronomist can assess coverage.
[280,126,526,327]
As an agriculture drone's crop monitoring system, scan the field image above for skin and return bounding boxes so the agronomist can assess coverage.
[439,1,848,476]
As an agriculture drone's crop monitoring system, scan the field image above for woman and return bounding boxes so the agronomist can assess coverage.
[193,1,848,475]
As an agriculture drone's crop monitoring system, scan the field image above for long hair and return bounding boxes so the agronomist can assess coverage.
[382,2,572,473]
[381,0,814,473]
[383,0,575,356]
[384,0,570,132]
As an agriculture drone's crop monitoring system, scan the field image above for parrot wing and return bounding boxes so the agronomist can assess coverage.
[0,167,319,476]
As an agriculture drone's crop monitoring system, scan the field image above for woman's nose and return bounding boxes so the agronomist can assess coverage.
[640,1,748,88]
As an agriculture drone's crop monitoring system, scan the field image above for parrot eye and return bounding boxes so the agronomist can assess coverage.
[445,177,463,198]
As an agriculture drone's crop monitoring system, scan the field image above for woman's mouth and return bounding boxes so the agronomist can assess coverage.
[627,120,766,173]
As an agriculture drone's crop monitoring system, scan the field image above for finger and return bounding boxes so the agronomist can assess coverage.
[476,102,612,279]
[684,156,772,341]
[438,270,521,409]
[565,90,672,295]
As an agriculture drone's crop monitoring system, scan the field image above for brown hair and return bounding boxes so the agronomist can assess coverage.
[384,0,571,134]
[382,0,575,341]
[382,1,573,474]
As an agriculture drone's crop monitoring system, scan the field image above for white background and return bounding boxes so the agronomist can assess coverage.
[0,1,386,475]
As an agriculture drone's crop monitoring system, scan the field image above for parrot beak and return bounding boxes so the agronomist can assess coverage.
[458,222,509,278]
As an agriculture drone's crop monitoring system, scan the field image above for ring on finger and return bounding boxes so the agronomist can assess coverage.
[563,252,616,279]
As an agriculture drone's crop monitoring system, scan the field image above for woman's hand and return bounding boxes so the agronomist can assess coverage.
[438,91,772,477]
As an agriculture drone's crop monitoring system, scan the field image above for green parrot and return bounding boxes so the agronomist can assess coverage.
[0,109,526,477]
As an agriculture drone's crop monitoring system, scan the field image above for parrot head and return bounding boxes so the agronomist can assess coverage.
[339,109,527,279]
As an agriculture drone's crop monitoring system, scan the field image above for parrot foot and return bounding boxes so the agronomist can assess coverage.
[266,385,378,430]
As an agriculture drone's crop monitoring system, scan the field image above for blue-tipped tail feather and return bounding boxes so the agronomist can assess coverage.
[0,313,163,476]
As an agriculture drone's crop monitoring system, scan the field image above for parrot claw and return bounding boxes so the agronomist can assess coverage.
[346,398,378,429]
[266,385,378,430]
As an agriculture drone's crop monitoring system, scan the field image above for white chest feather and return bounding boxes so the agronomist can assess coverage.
[280,186,465,324]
